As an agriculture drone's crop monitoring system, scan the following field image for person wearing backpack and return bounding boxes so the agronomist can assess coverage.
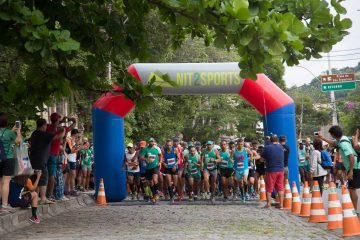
[319,125,360,211]
[309,138,328,195]
[320,142,333,188]
[0,112,22,212]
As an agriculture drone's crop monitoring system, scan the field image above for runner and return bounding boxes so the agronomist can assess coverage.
[298,141,310,186]
[219,140,234,202]
[201,141,221,203]
[249,141,260,198]
[138,141,150,201]
[255,145,265,195]
[233,138,253,202]
[162,139,181,203]
[124,143,140,200]
[173,138,185,201]
[140,138,162,203]
[184,146,202,201]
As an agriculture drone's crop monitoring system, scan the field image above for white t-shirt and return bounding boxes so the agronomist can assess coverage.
[68,140,77,163]
[126,152,140,173]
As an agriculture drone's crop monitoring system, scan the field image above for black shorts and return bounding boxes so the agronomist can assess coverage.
[145,167,159,181]
[255,164,265,176]
[68,162,76,171]
[348,169,360,189]
[322,166,332,170]
[220,168,234,178]
[0,158,15,177]
[335,162,346,171]
[12,192,32,208]
[164,168,178,175]
[248,168,255,178]
[37,166,48,187]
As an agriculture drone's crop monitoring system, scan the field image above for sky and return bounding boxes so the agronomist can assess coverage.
[283,0,360,87]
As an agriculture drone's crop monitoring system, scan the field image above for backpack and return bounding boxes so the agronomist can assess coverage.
[320,150,333,167]
[339,137,360,163]
[0,129,7,162]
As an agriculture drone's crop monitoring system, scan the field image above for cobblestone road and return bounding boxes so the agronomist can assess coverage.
[2,198,350,240]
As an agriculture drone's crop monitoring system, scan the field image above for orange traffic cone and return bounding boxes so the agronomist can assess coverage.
[283,179,292,210]
[327,182,342,230]
[97,178,107,206]
[259,176,266,202]
[308,180,326,223]
[291,181,301,215]
[299,181,311,217]
[341,186,360,237]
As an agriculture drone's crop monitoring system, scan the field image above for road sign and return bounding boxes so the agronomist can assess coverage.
[321,81,356,92]
[321,73,355,83]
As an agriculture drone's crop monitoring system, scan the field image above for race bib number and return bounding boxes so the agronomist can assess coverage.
[148,154,156,162]
[237,162,244,168]
[191,168,198,175]
[207,162,215,170]
[299,158,305,163]
[167,158,176,165]
[221,160,228,167]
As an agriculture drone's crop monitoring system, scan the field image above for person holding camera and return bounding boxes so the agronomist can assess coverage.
[46,113,76,201]
[0,113,22,212]
[29,118,65,204]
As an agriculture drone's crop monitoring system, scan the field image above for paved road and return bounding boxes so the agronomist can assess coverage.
[2,197,349,240]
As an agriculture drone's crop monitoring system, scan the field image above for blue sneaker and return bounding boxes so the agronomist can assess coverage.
[241,196,246,203]
[245,194,251,201]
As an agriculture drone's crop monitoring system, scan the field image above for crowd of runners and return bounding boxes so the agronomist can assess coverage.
[124,136,287,204]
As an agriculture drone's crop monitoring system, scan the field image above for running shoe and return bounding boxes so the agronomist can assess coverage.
[189,195,193,202]
[241,196,246,203]
[223,197,228,202]
[245,194,251,201]
[194,195,198,201]
[29,216,40,224]
[0,205,15,212]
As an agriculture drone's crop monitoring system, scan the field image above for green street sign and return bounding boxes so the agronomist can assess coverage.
[321,81,356,92]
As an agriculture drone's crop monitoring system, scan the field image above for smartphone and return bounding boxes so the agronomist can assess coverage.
[15,120,21,128]
[314,132,319,136]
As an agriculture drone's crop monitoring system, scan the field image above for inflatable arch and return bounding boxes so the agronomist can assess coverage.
[92,63,299,202]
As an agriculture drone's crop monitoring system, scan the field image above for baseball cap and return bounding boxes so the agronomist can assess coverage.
[127,143,134,148]
[148,137,155,142]
[139,141,146,147]
[206,140,213,145]
[50,112,61,122]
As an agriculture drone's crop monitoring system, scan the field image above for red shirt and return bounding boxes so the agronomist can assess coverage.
[47,124,69,156]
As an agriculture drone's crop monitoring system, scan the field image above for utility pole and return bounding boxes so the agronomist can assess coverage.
[299,96,304,140]
[327,53,338,126]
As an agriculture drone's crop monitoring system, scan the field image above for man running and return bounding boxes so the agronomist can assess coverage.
[173,138,185,201]
[219,140,234,202]
[201,141,221,203]
[233,138,253,202]
[140,138,162,203]
[185,146,202,201]
[162,139,180,203]
[248,141,260,198]
[124,143,140,200]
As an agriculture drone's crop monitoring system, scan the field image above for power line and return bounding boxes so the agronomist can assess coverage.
[330,47,360,53]
[309,57,360,62]
[323,52,360,58]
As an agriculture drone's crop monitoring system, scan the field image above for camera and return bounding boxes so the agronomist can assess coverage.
[314,132,319,136]
[15,120,21,128]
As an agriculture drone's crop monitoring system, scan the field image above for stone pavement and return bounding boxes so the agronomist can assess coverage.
[2,197,353,240]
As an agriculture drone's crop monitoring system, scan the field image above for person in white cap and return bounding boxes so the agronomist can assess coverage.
[125,143,140,200]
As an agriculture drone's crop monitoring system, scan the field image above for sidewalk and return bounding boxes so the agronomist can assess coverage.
[0,193,94,235]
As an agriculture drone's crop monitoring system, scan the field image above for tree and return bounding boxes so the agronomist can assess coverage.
[0,0,351,121]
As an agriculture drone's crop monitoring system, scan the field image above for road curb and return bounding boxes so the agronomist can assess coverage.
[0,194,94,234]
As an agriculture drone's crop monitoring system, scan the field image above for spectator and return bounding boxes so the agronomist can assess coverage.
[309,138,328,195]
[319,125,360,211]
[262,135,284,209]
[80,140,92,191]
[0,112,22,212]
[46,113,76,201]
[66,129,82,196]
[12,170,42,223]
[54,138,68,200]
[279,136,290,182]
[29,118,64,204]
